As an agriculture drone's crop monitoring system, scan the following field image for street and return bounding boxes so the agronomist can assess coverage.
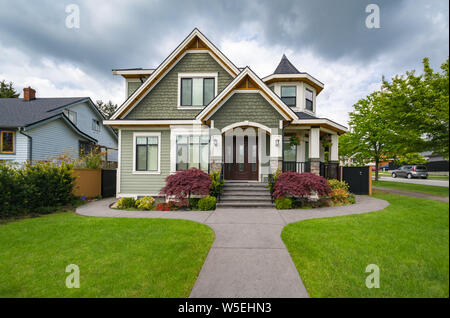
[374,176,449,187]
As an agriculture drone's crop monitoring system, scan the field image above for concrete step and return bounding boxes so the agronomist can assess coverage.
[223,186,269,192]
[224,182,268,188]
[220,196,272,202]
[222,191,272,197]
[216,201,275,208]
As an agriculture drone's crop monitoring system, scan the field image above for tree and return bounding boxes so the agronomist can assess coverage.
[0,80,20,98]
[341,91,399,181]
[96,100,118,119]
[382,58,449,159]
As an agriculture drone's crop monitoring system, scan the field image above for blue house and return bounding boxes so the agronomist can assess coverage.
[0,87,118,164]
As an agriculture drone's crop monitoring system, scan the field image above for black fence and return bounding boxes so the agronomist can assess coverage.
[101,169,116,198]
[320,162,340,180]
[282,161,311,173]
[342,166,370,195]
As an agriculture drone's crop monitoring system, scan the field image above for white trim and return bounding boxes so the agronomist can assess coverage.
[116,129,122,197]
[291,118,348,133]
[117,193,161,199]
[113,69,155,76]
[111,29,240,120]
[132,132,161,175]
[104,120,202,126]
[262,73,324,91]
[197,68,298,122]
[177,72,218,109]
[221,121,272,134]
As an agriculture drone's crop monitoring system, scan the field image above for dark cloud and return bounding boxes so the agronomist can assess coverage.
[0,0,448,81]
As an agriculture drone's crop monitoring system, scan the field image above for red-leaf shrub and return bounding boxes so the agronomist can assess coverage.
[155,201,177,211]
[160,168,212,206]
[272,172,331,199]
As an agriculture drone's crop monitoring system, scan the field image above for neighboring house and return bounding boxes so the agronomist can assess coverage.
[105,28,347,198]
[0,87,118,164]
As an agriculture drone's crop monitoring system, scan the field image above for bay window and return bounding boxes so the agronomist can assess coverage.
[176,135,209,171]
[281,86,296,107]
[305,88,313,111]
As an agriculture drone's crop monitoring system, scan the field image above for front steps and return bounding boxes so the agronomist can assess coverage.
[216,181,274,209]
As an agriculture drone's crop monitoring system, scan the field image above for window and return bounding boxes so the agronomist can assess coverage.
[180,77,215,107]
[79,141,94,156]
[67,110,77,125]
[305,89,313,111]
[0,131,14,153]
[176,135,209,171]
[92,119,100,132]
[135,134,160,173]
[283,139,296,162]
[281,86,296,107]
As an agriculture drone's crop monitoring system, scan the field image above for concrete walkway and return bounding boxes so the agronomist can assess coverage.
[373,186,449,203]
[76,195,389,298]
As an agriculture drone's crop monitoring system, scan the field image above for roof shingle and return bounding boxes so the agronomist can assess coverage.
[274,54,301,74]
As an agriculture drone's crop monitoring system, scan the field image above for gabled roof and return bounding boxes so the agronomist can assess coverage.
[196,67,299,121]
[0,97,87,127]
[274,54,301,74]
[111,28,241,120]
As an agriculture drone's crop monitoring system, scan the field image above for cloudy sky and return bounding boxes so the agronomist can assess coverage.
[0,0,448,125]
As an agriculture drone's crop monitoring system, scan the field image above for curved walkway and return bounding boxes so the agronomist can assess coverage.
[76,195,389,298]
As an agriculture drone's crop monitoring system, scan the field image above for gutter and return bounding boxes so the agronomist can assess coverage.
[19,127,32,162]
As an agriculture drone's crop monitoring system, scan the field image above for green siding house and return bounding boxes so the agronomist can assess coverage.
[105,29,347,198]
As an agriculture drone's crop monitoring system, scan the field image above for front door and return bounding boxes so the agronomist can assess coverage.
[225,136,258,180]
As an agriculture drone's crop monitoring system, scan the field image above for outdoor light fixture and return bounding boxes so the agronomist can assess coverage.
[275,139,280,146]
[213,138,218,146]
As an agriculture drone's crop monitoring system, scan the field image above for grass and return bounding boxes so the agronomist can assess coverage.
[281,192,449,298]
[0,212,214,297]
[378,171,449,180]
[373,180,449,197]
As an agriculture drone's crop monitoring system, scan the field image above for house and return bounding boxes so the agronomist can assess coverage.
[105,28,347,198]
[0,87,118,164]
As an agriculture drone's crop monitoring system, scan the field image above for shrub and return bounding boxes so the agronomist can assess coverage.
[272,172,331,199]
[267,168,281,194]
[197,195,216,211]
[189,198,200,209]
[160,168,211,206]
[275,197,292,210]
[1,161,76,218]
[209,171,224,198]
[328,179,349,191]
[135,196,155,210]
[328,180,355,205]
[155,201,177,211]
[117,197,136,209]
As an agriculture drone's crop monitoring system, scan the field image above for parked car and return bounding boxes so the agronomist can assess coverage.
[391,165,428,179]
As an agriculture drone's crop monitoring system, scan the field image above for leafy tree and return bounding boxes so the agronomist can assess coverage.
[393,153,427,166]
[0,80,20,98]
[341,91,399,181]
[96,100,118,119]
[382,58,449,159]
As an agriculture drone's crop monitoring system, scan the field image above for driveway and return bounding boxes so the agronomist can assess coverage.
[77,195,389,298]
[375,176,449,187]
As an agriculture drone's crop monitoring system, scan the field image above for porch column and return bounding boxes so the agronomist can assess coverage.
[270,133,282,173]
[309,126,321,175]
[209,128,222,173]
[330,133,339,163]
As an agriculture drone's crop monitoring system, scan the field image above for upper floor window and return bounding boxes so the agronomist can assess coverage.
[281,86,296,107]
[0,131,14,153]
[178,73,217,108]
[305,89,313,111]
[92,119,100,132]
[67,110,77,125]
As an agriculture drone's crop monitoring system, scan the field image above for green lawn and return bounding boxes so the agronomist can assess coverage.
[0,212,214,297]
[373,180,449,197]
[281,192,449,297]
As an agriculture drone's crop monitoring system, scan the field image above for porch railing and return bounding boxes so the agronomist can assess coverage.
[282,161,311,173]
[176,163,210,173]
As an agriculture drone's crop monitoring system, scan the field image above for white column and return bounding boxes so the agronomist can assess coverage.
[309,127,320,160]
[330,134,339,162]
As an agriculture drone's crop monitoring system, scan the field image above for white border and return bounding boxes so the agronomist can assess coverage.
[116,129,122,197]
[177,72,218,109]
[132,132,161,175]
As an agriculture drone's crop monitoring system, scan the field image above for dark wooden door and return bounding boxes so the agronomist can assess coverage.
[225,136,258,180]
[342,166,369,195]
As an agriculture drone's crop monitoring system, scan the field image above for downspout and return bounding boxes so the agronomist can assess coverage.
[19,127,32,162]
[281,120,291,172]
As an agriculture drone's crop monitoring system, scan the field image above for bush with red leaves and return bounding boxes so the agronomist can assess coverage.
[272,172,331,199]
[160,168,212,206]
[155,201,177,211]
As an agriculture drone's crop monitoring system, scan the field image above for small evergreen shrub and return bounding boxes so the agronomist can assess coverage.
[135,196,155,210]
[189,198,200,209]
[328,179,354,205]
[275,197,292,210]
[209,171,224,198]
[117,197,136,209]
[197,195,216,211]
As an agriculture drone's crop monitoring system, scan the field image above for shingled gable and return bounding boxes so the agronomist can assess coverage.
[110,28,241,120]
[196,67,299,122]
